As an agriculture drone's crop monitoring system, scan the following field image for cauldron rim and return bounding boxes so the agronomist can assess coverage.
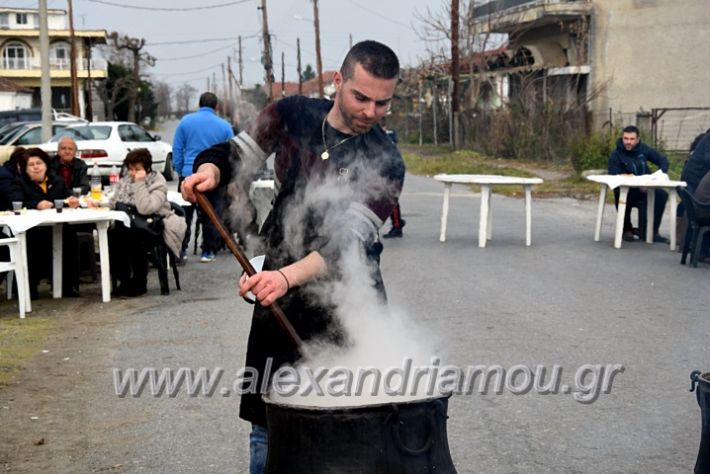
[263,391,453,413]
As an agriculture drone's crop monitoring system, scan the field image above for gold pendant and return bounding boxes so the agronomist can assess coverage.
[321,151,330,160]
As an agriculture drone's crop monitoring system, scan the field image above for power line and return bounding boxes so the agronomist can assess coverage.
[152,62,223,77]
[156,43,235,61]
[84,0,252,12]
[343,0,412,28]
[147,34,257,46]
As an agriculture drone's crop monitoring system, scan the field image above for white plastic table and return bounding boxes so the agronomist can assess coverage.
[0,208,129,314]
[586,174,687,249]
[433,174,544,247]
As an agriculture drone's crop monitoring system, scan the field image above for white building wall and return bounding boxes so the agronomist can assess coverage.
[590,0,710,122]
[0,91,32,110]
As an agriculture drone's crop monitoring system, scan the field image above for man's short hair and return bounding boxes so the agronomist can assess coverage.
[340,40,399,81]
[58,135,77,150]
[199,92,219,109]
[623,125,640,136]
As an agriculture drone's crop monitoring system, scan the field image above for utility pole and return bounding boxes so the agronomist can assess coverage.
[67,0,80,116]
[451,0,461,149]
[259,0,274,102]
[297,37,302,96]
[238,36,243,86]
[281,51,285,97]
[312,0,324,98]
[349,33,353,49]
[221,62,230,117]
[86,40,93,120]
[227,55,234,116]
[39,0,52,142]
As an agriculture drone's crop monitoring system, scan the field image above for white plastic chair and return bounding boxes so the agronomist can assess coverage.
[0,237,27,318]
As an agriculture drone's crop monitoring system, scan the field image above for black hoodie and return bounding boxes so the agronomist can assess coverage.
[608,139,668,176]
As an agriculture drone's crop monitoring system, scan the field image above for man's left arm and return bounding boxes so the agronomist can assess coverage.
[172,123,186,177]
[648,147,669,173]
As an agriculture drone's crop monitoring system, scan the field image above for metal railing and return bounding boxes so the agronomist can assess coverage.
[473,0,590,19]
[0,57,107,71]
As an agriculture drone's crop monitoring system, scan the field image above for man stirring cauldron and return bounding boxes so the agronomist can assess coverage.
[181,40,404,472]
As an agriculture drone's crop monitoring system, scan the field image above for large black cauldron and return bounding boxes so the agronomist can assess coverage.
[264,394,457,473]
[691,371,710,473]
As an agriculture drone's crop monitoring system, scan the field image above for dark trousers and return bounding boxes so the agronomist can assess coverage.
[613,187,668,235]
[109,222,149,289]
[178,176,224,255]
[26,225,79,292]
[199,186,225,253]
[390,202,403,229]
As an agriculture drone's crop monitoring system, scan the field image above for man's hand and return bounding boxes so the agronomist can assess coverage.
[239,271,288,307]
[37,200,53,210]
[236,252,327,307]
[181,163,221,202]
[67,196,80,208]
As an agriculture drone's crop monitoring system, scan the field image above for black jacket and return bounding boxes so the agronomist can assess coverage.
[11,173,70,209]
[49,156,90,194]
[0,160,19,211]
[608,139,669,176]
[682,132,710,189]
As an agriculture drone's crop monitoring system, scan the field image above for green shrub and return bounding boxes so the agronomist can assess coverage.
[570,130,617,175]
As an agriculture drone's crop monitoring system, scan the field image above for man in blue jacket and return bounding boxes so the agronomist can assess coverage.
[608,125,670,243]
[173,92,234,263]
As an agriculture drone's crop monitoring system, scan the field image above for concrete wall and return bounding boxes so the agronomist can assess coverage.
[590,0,710,123]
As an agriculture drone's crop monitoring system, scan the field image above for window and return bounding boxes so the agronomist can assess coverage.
[3,42,29,69]
[0,14,9,28]
[14,127,41,146]
[118,125,135,141]
[129,125,154,142]
[16,13,27,25]
[51,43,70,69]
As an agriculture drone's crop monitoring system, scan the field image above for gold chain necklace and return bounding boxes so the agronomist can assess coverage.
[321,115,357,160]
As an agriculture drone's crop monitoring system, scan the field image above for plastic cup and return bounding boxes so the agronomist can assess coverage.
[11,201,21,215]
[54,199,64,213]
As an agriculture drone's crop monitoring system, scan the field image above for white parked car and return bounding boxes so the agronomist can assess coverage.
[40,121,174,181]
[0,121,84,163]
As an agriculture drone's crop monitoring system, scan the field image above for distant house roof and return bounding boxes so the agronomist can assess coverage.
[302,71,337,97]
[271,81,301,98]
[266,70,338,99]
[0,77,31,94]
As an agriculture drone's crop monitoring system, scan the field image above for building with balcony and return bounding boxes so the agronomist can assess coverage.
[470,0,710,147]
[0,7,107,118]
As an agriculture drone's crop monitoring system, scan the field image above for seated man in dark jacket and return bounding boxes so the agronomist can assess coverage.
[608,125,670,243]
[49,136,89,194]
[682,130,710,194]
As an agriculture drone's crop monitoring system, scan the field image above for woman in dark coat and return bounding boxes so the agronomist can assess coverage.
[10,147,80,299]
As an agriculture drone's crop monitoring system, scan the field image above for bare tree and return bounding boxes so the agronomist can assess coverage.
[107,32,156,123]
[153,80,172,119]
[175,83,197,116]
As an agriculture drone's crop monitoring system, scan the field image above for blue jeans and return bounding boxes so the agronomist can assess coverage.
[249,424,268,474]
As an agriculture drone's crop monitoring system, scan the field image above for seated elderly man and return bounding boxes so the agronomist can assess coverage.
[50,136,89,194]
[608,125,670,243]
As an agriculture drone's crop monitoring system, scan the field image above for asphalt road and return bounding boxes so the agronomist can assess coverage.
[1,121,709,473]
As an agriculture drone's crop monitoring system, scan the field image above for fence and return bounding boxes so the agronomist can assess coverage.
[651,108,710,152]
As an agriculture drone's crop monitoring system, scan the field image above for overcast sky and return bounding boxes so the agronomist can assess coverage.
[4,0,455,91]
